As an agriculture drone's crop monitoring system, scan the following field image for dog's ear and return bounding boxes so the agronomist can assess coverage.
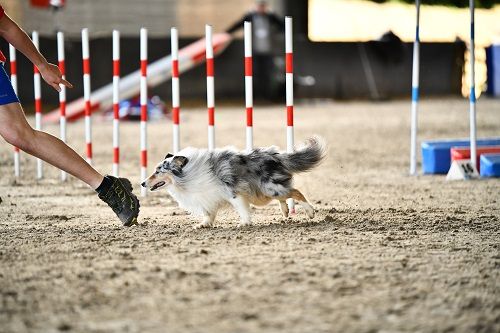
[172,156,188,168]
[170,156,188,176]
[165,153,174,159]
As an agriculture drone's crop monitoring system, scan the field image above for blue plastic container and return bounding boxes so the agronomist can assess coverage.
[421,138,500,174]
[480,154,500,178]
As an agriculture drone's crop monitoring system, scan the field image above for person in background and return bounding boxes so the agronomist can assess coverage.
[0,5,140,226]
[226,0,284,100]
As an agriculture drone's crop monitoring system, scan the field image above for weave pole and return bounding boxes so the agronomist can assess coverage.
[57,31,67,181]
[469,0,477,170]
[33,31,43,179]
[206,24,215,151]
[9,44,20,178]
[171,27,180,153]
[82,28,93,165]
[244,21,253,152]
[140,28,148,197]
[409,0,420,176]
[285,17,295,212]
[112,30,120,177]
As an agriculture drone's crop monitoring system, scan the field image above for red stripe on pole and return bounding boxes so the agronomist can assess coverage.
[34,65,39,74]
[83,58,90,74]
[206,58,214,77]
[141,150,147,167]
[14,147,19,152]
[246,107,253,126]
[10,60,16,75]
[141,105,147,122]
[60,101,66,116]
[208,107,215,126]
[58,61,65,75]
[113,60,120,76]
[287,105,293,126]
[113,147,119,164]
[35,99,42,113]
[172,60,179,77]
[172,107,180,124]
[113,103,119,119]
[141,60,147,76]
[85,101,92,116]
[86,143,93,158]
[245,57,252,76]
[286,53,293,73]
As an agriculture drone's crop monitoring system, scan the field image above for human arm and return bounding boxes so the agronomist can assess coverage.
[268,12,285,31]
[0,12,72,91]
[226,13,252,34]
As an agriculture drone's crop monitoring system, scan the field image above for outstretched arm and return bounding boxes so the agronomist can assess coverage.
[0,12,72,91]
[269,13,285,31]
[226,13,252,34]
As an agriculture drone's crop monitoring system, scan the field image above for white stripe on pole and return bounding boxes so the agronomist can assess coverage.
[140,27,148,197]
[206,24,215,151]
[285,17,294,212]
[9,44,20,178]
[57,31,67,181]
[410,0,420,176]
[33,31,43,179]
[244,21,253,152]
[113,29,120,177]
[469,0,477,170]
[171,27,180,153]
[82,28,93,165]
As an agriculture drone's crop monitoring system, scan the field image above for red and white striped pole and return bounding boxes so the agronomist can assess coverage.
[171,27,180,153]
[140,27,148,197]
[285,17,295,212]
[33,31,43,179]
[57,31,67,181]
[9,44,20,178]
[82,28,93,165]
[205,24,215,151]
[244,21,253,152]
[112,30,120,177]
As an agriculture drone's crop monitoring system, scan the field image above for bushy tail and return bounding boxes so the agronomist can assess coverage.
[281,136,327,173]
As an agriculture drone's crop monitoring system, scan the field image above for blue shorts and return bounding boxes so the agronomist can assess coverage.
[0,63,20,105]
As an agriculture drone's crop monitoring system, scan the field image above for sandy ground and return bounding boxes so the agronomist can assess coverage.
[0,98,499,333]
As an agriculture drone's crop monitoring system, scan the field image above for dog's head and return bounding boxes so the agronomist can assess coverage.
[141,153,189,191]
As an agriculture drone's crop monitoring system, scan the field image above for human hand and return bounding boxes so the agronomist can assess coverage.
[38,63,73,92]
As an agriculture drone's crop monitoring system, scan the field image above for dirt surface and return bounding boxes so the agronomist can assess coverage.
[1,98,499,333]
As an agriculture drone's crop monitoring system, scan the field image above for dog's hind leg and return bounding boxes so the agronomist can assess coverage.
[195,209,218,229]
[229,195,252,226]
[289,189,315,219]
[278,199,289,218]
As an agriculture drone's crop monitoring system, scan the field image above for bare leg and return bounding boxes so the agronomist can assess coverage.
[278,199,289,218]
[195,209,218,229]
[0,102,103,189]
[289,189,315,218]
[229,195,251,226]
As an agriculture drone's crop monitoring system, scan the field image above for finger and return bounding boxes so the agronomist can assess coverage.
[51,82,62,92]
[60,78,73,89]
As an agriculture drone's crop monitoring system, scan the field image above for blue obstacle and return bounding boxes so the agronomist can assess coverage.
[421,138,500,174]
[480,154,500,178]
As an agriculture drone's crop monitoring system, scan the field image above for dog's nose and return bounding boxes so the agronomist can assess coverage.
[141,181,146,188]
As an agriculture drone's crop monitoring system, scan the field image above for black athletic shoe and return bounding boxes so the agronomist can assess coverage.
[98,176,140,226]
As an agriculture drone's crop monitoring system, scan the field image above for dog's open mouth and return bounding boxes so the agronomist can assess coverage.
[150,181,166,191]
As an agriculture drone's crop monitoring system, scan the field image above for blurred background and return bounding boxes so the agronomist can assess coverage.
[0,0,499,110]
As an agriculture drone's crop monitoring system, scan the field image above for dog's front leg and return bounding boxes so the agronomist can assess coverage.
[194,210,218,229]
[229,196,251,226]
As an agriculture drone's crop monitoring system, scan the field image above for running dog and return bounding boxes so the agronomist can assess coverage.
[141,136,326,228]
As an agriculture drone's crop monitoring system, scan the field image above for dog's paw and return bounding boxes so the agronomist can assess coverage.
[304,205,315,219]
[194,221,213,229]
[238,219,252,227]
